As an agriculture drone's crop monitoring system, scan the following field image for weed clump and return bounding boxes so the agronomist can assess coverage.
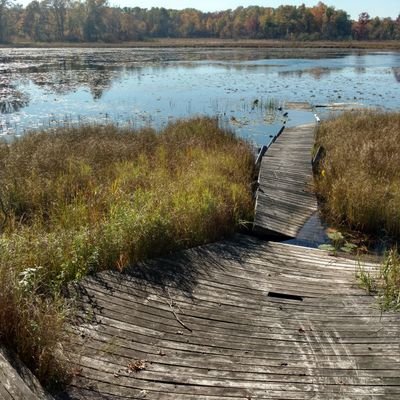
[379,247,400,310]
[0,117,254,387]
[357,248,400,311]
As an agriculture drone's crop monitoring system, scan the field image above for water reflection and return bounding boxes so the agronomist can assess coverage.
[0,76,29,113]
[278,67,335,79]
[393,67,400,82]
[354,67,366,74]
[0,91,29,113]
[0,48,399,139]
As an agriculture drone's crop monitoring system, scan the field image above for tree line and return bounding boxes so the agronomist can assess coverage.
[0,1,399,44]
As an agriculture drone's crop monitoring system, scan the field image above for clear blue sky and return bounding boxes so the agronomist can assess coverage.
[15,0,400,20]
[106,1,399,20]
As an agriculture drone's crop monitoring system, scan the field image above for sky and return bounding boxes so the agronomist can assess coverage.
[15,0,400,20]
[110,1,398,20]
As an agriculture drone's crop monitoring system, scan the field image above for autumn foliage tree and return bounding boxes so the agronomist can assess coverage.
[353,12,371,40]
[0,1,399,43]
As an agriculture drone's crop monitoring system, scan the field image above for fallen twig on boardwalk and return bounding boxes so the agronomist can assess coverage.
[165,289,193,333]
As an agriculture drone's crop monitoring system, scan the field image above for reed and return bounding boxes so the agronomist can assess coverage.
[315,111,400,311]
[314,111,400,238]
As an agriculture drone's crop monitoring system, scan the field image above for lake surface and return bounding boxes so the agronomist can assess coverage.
[1,48,400,146]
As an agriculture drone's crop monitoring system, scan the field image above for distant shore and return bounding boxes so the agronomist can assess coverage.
[1,38,400,50]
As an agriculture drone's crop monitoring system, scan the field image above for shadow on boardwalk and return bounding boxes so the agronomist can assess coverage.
[60,234,400,400]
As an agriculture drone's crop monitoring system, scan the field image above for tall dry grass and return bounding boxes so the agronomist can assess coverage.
[314,111,400,238]
[0,117,254,387]
[315,111,400,310]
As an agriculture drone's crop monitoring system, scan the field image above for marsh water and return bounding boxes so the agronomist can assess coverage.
[1,47,400,147]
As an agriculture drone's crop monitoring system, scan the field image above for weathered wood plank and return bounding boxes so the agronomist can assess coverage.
[0,347,53,400]
[61,236,400,399]
[254,123,318,238]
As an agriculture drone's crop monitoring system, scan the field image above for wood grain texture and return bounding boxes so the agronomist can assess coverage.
[61,235,400,399]
[0,347,53,400]
[254,124,318,238]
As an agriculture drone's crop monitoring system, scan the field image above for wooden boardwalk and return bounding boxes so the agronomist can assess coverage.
[254,124,318,238]
[63,235,400,399]
[0,346,53,400]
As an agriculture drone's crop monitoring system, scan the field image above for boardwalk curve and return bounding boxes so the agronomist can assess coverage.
[63,235,400,399]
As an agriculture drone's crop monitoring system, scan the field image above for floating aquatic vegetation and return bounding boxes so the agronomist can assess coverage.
[0,87,29,114]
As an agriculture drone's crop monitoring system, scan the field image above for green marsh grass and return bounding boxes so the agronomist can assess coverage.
[356,248,400,311]
[0,117,254,387]
[379,247,400,310]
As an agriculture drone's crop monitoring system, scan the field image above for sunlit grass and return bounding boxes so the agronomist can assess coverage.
[314,111,400,238]
[0,117,255,387]
[314,111,400,311]
[356,248,400,311]
[379,247,400,311]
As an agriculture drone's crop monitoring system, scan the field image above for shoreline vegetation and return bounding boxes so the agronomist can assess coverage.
[0,117,255,388]
[1,39,400,50]
[1,3,399,45]
[314,111,400,310]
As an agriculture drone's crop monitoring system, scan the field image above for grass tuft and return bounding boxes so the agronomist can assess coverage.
[356,248,400,311]
[379,247,400,311]
[0,117,254,388]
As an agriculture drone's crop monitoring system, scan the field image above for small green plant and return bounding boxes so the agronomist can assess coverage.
[379,247,400,311]
[356,247,400,311]
[356,262,377,295]
[318,230,358,255]
[341,242,358,253]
